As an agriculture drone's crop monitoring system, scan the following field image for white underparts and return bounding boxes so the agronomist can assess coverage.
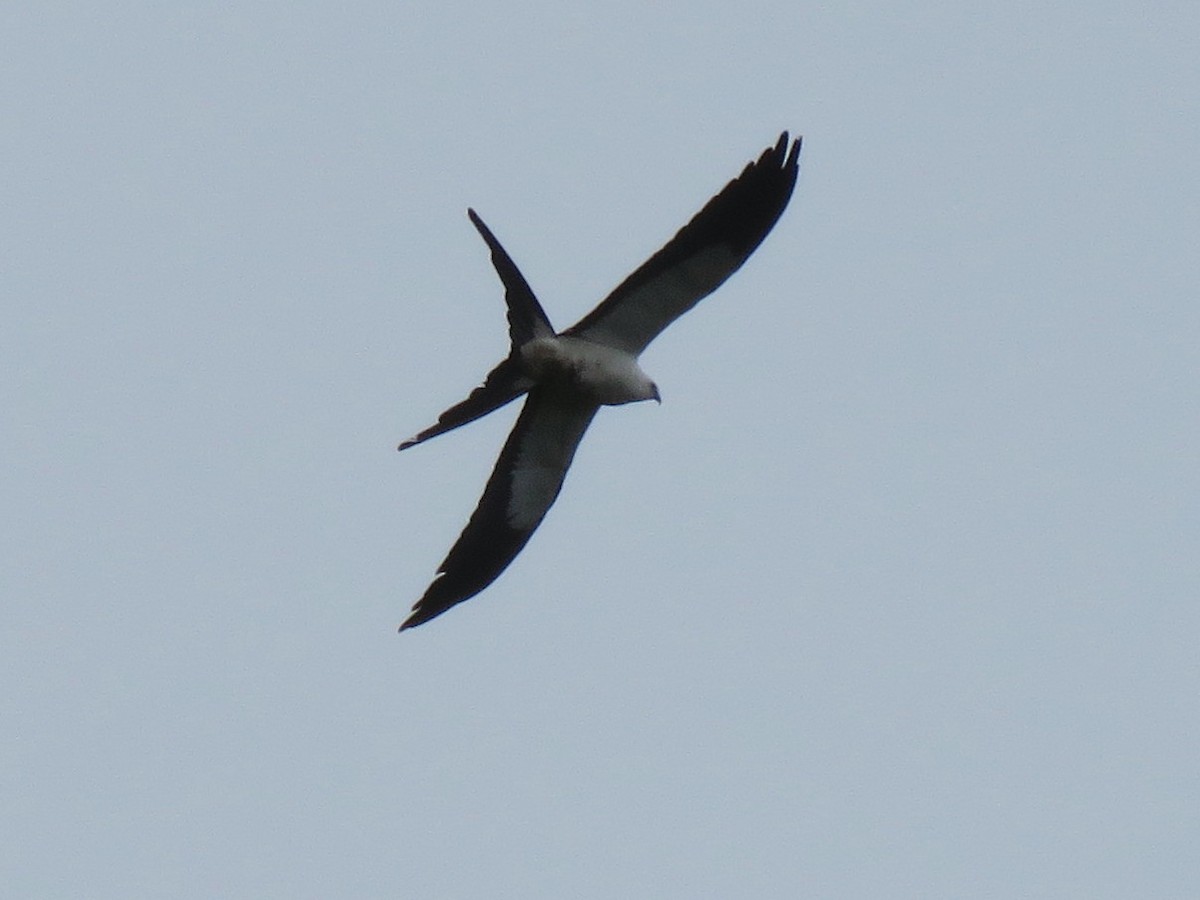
[519,335,658,406]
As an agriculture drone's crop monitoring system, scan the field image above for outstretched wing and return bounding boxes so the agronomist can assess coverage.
[401,389,598,629]
[566,133,801,356]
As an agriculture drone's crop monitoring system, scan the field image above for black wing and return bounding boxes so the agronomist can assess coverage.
[401,389,598,629]
[565,133,801,356]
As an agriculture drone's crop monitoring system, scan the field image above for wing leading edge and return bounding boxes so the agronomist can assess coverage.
[566,132,801,356]
[400,389,598,630]
[400,133,802,629]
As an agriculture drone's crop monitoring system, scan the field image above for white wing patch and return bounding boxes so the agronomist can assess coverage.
[401,134,800,629]
[581,244,739,354]
[505,400,595,531]
[507,463,564,531]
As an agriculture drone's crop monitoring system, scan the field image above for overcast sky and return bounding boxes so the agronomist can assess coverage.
[4,2,1198,897]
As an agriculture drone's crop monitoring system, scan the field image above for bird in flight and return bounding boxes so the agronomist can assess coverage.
[398,133,802,630]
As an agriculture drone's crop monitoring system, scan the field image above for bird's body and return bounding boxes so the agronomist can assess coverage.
[399,133,802,630]
[519,335,660,406]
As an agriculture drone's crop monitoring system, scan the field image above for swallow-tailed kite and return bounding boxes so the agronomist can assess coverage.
[398,133,802,629]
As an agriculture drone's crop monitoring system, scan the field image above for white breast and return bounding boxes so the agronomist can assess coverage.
[520,336,658,406]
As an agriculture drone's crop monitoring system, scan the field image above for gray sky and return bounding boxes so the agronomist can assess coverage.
[4,2,1198,897]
